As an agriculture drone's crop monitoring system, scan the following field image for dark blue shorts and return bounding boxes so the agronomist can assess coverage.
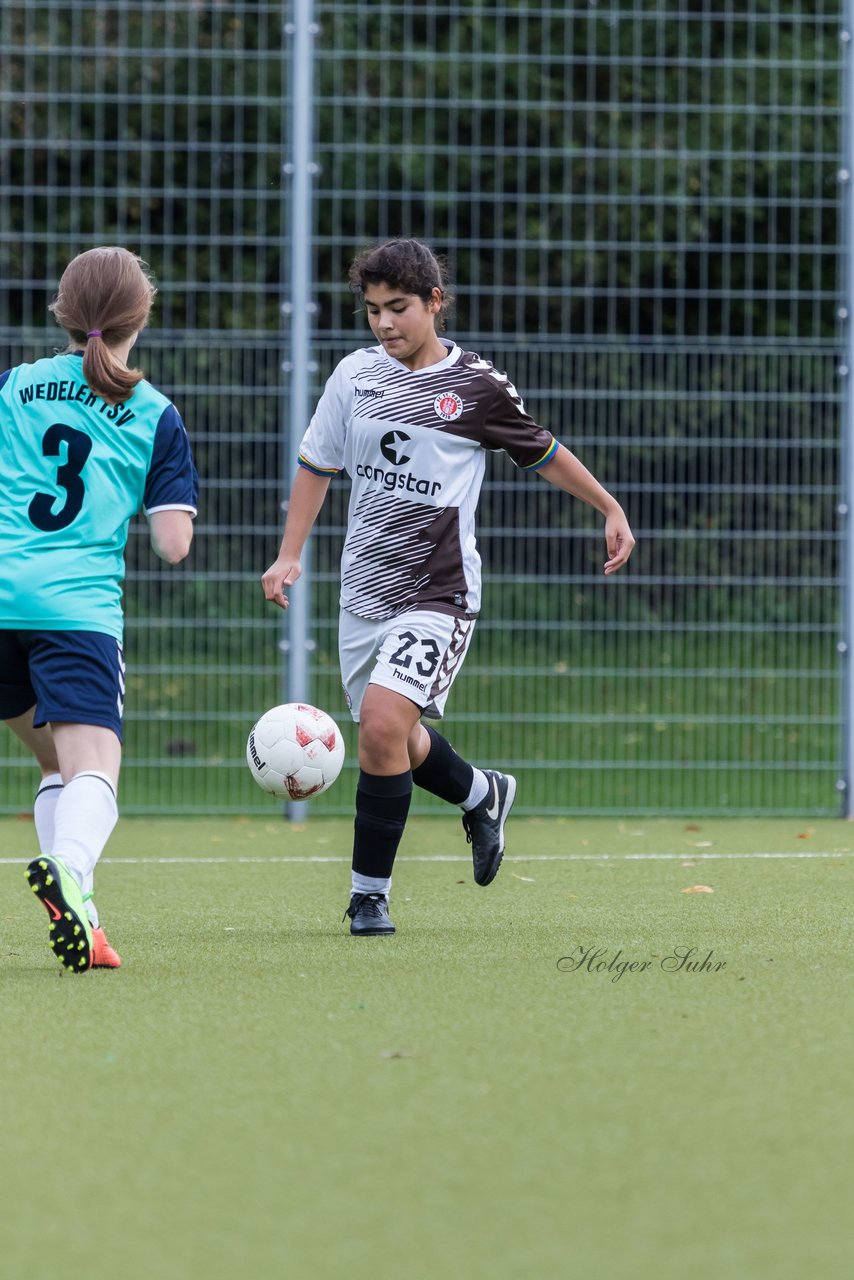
[0,630,125,741]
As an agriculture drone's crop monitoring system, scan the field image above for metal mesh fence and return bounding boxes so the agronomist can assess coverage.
[0,0,847,815]
[1,0,288,331]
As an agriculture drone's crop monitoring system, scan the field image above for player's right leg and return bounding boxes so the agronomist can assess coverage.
[339,611,425,935]
[48,721,120,933]
[344,683,423,936]
[49,723,123,966]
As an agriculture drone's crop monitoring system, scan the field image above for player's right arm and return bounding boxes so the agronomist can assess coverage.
[262,357,349,608]
[261,465,331,610]
[148,509,194,564]
[144,402,199,565]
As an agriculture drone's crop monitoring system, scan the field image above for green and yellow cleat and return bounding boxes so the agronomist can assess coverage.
[25,857,93,972]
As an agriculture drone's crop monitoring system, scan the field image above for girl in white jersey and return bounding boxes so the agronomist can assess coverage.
[0,247,198,971]
[262,238,634,936]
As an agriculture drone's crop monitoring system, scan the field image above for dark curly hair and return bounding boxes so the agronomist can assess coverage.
[348,238,454,330]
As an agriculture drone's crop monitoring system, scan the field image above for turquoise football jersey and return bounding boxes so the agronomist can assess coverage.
[0,351,198,639]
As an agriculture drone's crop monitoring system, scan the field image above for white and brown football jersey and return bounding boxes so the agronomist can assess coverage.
[298,340,558,620]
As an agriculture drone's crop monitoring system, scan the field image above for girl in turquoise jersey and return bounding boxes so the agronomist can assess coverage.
[0,247,199,972]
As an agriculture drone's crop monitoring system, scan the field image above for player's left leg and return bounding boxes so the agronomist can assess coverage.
[34,778,122,965]
[17,720,122,966]
[20,723,120,971]
[377,610,515,886]
[16,631,125,968]
[409,722,516,886]
[3,703,86,966]
[3,708,68,862]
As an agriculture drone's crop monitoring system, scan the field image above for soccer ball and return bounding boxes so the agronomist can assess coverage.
[246,703,345,800]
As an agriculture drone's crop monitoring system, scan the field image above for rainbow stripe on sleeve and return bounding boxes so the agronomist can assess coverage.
[298,453,340,477]
[523,437,559,470]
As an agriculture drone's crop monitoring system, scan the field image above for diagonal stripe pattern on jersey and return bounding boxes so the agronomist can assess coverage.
[298,342,557,622]
[341,492,462,620]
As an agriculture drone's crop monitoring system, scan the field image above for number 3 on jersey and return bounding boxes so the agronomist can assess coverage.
[28,422,93,532]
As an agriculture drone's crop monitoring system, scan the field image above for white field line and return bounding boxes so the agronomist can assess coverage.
[0,851,849,866]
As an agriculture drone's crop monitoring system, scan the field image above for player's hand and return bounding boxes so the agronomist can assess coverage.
[261,557,301,609]
[603,511,636,575]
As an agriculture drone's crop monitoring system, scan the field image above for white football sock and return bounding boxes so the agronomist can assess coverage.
[461,768,489,811]
[82,881,100,928]
[33,773,63,853]
[52,772,118,889]
[351,872,392,898]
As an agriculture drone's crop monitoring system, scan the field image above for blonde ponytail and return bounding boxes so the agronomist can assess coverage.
[49,247,157,404]
[82,331,145,403]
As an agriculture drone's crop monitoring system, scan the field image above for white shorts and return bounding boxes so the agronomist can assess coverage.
[339,608,476,722]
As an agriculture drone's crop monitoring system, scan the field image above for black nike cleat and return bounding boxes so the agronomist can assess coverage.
[461,770,517,886]
[344,892,396,936]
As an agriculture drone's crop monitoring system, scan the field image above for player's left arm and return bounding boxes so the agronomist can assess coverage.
[538,443,636,575]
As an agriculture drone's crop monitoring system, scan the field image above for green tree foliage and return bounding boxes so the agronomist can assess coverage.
[314,2,841,342]
[1,2,285,330]
[0,2,841,628]
[1,2,841,343]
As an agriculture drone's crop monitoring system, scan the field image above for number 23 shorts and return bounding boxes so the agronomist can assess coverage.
[338,607,476,722]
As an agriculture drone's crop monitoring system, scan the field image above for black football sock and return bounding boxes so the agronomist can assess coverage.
[352,769,413,884]
[411,725,475,805]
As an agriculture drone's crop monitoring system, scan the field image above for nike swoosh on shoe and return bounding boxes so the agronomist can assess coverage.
[485,777,500,820]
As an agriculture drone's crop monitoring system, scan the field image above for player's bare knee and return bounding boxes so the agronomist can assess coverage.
[358,709,408,774]
[358,731,400,774]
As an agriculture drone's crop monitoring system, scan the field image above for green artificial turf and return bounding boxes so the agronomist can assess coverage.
[1,815,852,1279]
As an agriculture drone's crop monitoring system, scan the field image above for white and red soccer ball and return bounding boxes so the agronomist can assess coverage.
[246,703,345,800]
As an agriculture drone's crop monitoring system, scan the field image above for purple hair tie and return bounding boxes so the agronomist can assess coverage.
[86,329,102,338]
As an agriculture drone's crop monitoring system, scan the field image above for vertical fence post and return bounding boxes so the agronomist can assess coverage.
[840,7,854,817]
[283,0,318,820]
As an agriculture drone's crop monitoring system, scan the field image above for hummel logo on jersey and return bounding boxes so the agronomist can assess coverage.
[434,391,464,421]
[380,430,412,466]
[355,386,385,398]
